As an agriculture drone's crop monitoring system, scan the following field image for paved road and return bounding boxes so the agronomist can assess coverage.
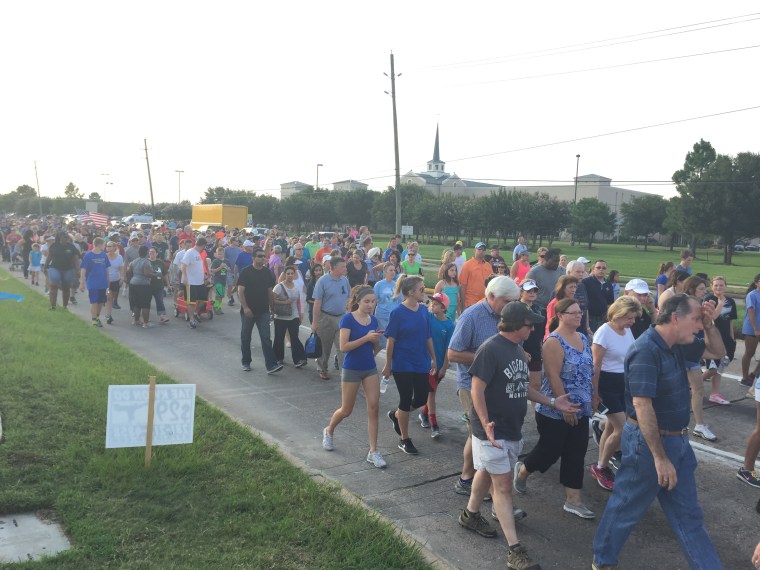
[14,274,760,569]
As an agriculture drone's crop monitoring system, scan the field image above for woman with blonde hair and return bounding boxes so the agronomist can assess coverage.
[439,249,455,280]
[589,296,641,491]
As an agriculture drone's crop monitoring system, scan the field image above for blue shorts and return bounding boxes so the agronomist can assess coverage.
[88,288,108,304]
[48,268,74,287]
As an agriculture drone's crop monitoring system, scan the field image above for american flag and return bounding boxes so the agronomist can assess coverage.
[75,208,110,227]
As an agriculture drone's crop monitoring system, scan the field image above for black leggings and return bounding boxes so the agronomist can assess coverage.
[523,412,589,490]
[393,371,429,412]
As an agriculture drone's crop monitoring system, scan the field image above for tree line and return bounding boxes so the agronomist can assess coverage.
[2,140,758,264]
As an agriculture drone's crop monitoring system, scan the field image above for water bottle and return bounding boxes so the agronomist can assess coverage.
[718,356,730,372]
[380,376,390,394]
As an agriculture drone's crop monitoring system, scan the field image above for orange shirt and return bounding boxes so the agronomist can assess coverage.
[459,258,494,308]
[315,246,333,264]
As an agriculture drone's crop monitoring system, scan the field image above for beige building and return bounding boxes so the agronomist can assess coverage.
[332,180,369,192]
[279,181,310,199]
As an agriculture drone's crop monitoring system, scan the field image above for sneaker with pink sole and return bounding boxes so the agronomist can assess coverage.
[708,393,730,405]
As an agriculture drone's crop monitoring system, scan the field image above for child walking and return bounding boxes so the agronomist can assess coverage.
[433,262,460,322]
[322,285,386,468]
[209,247,231,315]
[28,243,42,286]
[419,293,454,437]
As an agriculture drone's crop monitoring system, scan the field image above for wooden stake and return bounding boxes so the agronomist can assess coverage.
[144,376,156,468]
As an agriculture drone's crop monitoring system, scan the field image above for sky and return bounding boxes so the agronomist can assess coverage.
[2,2,759,207]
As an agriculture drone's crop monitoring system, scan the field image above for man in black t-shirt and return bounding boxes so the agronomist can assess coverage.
[237,247,282,374]
[458,302,576,569]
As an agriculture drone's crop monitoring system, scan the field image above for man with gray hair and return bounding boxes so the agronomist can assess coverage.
[448,276,527,528]
[268,244,284,281]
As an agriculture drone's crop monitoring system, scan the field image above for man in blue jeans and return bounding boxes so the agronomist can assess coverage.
[237,247,282,374]
[592,294,725,570]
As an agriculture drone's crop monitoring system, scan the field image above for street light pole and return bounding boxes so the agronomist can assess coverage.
[316,163,323,191]
[175,170,184,203]
[101,173,112,201]
[571,154,580,246]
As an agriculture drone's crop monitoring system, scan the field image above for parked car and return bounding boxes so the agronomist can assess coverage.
[746,244,760,252]
[734,244,745,252]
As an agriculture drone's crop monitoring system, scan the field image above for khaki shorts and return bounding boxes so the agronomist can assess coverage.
[458,388,473,437]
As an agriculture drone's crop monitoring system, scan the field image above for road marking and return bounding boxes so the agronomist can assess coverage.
[690,440,760,469]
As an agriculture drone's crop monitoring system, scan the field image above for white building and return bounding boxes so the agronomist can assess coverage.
[279,181,310,199]
[332,180,369,192]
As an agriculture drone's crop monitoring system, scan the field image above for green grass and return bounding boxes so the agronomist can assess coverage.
[0,270,431,569]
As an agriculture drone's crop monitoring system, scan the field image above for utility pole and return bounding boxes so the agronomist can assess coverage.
[143,139,155,217]
[386,52,402,235]
[34,161,42,216]
[315,163,323,191]
[571,154,580,246]
[175,170,184,203]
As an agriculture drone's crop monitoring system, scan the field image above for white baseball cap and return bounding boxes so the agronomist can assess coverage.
[577,256,590,264]
[242,240,255,247]
[625,278,650,294]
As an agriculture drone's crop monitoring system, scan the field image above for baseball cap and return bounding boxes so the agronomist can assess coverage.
[474,242,486,250]
[520,280,538,291]
[243,240,255,247]
[625,278,650,294]
[453,244,463,251]
[455,240,464,246]
[577,256,590,264]
[430,292,450,310]
[501,301,545,325]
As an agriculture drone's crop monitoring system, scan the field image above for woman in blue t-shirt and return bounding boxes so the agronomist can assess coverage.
[742,274,760,386]
[322,286,386,468]
[382,275,436,456]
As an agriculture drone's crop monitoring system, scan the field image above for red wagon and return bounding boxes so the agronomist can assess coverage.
[174,288,214,321]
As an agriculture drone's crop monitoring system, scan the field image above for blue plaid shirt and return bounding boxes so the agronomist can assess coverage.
[449,300,501,391]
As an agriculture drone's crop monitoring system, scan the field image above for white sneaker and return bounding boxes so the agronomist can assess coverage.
[322,428,334,451]
[366,450,387,468]
[693,424,717,441]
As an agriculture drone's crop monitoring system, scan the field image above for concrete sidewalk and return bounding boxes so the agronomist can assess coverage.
[15,276,760,569]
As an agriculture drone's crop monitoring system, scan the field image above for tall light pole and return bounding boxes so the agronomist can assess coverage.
[571,154,580,246]
[101,173,112,201]
[387,52,402,235]
[315,163,323,191]
[175,170,184,203]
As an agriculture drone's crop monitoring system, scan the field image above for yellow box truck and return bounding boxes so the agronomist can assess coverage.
[191,204,249,231]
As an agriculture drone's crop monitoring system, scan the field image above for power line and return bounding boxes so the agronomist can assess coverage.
[419,13,760,71]
[452,43,760,86]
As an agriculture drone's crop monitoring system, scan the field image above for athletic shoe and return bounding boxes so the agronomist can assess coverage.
[591,418,603,445]
[590,464,615,491]
[737,467,760,488]
[92,318,103,328]
[322,428,334,451]
[398,438,418,455]
[105,315,113,325]
[366,450,387,468]
[69,297,77,305]
[334,354,340,370]
[513,461,527,494]
[241,363,252,372]
[507,543,540,570]
[563,502,595,519]
[490,506,527,522]
[693,424,717,441]
[388,410,401,435]
[609,451,622,471]
[267,363,284,374]
[454,478,473,496]
[213,308,222,316]
[419,412,430,428]
[708,393,730,405]
[592,562,618,570]
[741,373,756,387]
[112,302,121,309]
[49,306,56,311]
[227,297,235,306]
[294,360,307,368]
[460,412,469,423]
[458,509,497,538]
[431,425,440,438]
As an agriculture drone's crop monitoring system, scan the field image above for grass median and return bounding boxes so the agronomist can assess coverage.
[0,270,430,569]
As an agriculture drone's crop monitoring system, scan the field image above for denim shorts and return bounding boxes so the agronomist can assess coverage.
[48,267,74,287]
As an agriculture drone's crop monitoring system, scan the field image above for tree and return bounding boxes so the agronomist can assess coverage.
[88,192,101,201]
[672,139,760,264]
[572,198,615,248]
[64,182,83,199]
[14,184,37,198]
[531,193,571,248]
[619,194,667,250]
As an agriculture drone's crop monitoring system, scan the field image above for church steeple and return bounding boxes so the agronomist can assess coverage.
[426,124,446,178]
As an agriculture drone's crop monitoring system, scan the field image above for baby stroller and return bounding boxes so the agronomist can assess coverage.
[174,286,214,321]
[9,245,24,272]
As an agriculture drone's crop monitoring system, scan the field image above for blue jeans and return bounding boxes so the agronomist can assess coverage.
[240,311,278,370]
[152,288,166,315]
[593,422,721,569]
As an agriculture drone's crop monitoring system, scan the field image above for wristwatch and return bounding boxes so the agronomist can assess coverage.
[549,397,556,408]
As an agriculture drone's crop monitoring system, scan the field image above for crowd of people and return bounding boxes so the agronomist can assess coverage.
[4,214,760,569]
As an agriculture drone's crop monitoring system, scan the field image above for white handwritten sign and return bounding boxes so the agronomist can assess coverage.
[401,225,414,236]
[106,384,196,449]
